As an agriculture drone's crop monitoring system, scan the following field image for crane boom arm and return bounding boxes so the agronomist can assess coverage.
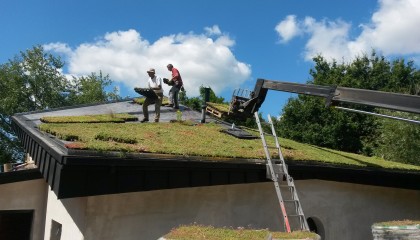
[229,79,420,119]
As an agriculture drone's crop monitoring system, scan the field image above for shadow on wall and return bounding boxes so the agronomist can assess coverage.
[307,217,325,240]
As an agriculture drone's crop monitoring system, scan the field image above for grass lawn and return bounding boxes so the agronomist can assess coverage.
[38,114,420,171]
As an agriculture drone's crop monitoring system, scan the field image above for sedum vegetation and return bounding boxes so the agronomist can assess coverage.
[373,220,420,227]
[163,225,319,240]
[207,102,230,112]
[41,113,137,123]
[38,114,420,171]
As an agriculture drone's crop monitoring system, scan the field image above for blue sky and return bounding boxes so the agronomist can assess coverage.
[1,0,419,117]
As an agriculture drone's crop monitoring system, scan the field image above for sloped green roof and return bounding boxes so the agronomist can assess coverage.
[38,114,420,171]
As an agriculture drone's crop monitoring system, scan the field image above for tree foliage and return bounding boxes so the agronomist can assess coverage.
[277,52,420,164]
[180,85,225,111]
[0,45,120,163]
[375,112,420,165]
[67,71,120,105]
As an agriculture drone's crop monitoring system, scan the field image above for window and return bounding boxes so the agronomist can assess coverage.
[50,220,62,240]
[0,210,34,240]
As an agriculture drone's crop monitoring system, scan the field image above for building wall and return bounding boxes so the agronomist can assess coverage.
[1,178,418,240]
[43,186,87,240]
[297,180,420,240]
[83,182,282,240]
[81,180,420,240]
[0,179,48,240]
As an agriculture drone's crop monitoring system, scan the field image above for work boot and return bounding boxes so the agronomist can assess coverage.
[140,118,149,123]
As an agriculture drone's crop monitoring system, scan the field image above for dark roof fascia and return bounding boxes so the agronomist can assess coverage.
[11,114,68,163]
[62,153,420,190]
[64,149,264,165]
[288,161,420,190]
[52,155,270,199]
[0,169,42,185]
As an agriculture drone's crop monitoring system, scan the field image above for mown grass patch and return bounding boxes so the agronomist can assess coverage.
[37,119,420,171]
[163,225,319,240]
[40,113,137,123]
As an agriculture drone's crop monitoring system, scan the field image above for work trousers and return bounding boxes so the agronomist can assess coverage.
[169,85,180,108]
[143,92,163,120]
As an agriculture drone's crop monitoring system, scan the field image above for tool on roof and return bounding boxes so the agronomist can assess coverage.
[255,111,309,232]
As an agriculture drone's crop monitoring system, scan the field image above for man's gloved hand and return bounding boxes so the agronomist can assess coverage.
[163,78,174,86]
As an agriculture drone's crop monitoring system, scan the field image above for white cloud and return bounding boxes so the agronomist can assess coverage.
[275,0,420,63]
[275,15,302,43]
[204,25,222,36]
[44,27,251,97]
[352,0,420,55]
[303,17,351,62]
[43,42,72,55]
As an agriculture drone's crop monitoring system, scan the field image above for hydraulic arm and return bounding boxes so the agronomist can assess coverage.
[229,79,420,122]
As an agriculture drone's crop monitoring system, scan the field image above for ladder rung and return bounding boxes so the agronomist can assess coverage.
[279,185,294,188]
[256,112,309,232]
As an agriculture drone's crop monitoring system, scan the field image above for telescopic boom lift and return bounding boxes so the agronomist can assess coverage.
[229,79,420,124]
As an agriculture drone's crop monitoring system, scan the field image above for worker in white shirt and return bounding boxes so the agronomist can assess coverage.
[141,68,163,123]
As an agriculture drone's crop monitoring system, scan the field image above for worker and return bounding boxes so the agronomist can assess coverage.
[141,68,163,123]
[166,63,183,109]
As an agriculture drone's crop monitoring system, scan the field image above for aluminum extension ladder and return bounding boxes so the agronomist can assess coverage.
[254,112,309,232]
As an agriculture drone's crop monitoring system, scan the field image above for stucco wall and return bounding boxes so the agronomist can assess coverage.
[43,186,87,240]
[81,180,420,240]
[84,182,282,240]
[0,179,48,240]
[15,178,416,240]
[297,180,420,240]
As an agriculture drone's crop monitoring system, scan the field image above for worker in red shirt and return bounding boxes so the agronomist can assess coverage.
[166,64,183,109]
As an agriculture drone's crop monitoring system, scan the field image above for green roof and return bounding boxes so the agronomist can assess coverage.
[38,114,420,172]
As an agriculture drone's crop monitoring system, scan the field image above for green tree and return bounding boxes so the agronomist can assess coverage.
[0,45,120,164]
[181,85,224,111]
[0,45,67,113]
[375,112,420,165]
[0,45,67,164]
[67,71,120,104]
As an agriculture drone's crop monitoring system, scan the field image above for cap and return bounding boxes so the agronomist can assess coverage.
[147,68,155,73]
